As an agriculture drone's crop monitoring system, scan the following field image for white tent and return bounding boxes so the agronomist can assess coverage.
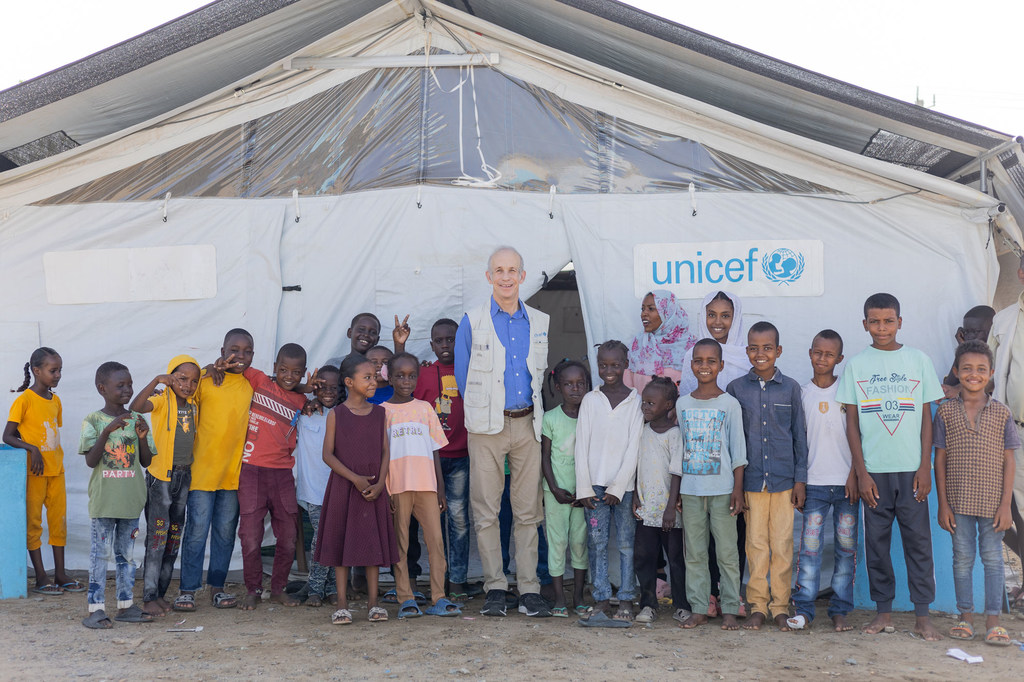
[1,0,1021,570]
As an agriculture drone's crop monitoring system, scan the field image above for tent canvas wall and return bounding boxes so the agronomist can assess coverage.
[0,0,1019,611]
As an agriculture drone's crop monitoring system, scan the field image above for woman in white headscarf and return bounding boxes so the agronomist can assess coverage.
[679,290,748,396]
[624,290,697,391]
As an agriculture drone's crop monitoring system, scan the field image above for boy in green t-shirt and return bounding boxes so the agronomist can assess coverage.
[838,293,943,641]
[79,362,156,629]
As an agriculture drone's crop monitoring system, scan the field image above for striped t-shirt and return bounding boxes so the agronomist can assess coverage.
[383,399,449,494]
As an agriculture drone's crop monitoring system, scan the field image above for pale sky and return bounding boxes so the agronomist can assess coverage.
[1,0,1021,135]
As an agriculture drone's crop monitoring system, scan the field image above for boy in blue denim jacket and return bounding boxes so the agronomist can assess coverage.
[726,321,808,631]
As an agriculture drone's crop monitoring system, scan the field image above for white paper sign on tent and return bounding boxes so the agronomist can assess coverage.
[633,240,824,299]
[43,245,218,304]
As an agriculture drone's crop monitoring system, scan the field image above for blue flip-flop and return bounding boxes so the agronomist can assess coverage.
[381,589,399,604]
[397,599,423,619]
[425,597,462,617]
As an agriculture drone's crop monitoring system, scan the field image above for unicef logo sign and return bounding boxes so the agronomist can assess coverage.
[762,248,805,285]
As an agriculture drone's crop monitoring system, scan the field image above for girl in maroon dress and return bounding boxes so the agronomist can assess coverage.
[315,353,398,624]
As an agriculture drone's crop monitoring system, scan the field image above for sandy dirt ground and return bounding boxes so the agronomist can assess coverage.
[2,577,1023,681]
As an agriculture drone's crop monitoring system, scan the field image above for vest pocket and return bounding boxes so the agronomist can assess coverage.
[469,341,493,372]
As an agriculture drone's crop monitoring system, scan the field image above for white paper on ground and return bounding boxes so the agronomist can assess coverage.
[945,648,983,664]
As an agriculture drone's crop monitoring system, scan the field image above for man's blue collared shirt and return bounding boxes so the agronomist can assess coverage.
[726,369,808,493]
[454,297,533,410]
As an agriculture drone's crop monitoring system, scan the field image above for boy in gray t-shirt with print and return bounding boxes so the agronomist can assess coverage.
[670,339,746,630]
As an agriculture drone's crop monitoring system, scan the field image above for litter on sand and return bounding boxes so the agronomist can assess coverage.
[945,648,983,664]
[167,626,204,633]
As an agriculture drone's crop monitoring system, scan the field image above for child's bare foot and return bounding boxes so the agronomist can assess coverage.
[156,597,172,614]
[594,599,610,617]
[238,594,260,611]
[774,614,792,632]
[142,600,166,618]
[613,601,633,622]
[326,593,338,606]
[832,614,853,632]
[914,616,943,641]
[721,614,740,630]
[743,612,765,630]
[862,612,893,634]
[270,592,301,606]
[680,613,708,629]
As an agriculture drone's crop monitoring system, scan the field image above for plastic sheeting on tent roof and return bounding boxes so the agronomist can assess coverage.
[39,58,839,204]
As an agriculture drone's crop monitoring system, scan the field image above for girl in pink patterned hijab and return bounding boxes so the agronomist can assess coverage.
[624,290,697,391]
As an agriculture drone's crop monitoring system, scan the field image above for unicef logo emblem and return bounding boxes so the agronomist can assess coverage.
[762,248,805,285]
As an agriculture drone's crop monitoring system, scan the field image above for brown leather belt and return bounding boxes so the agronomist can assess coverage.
[503,405,534,419]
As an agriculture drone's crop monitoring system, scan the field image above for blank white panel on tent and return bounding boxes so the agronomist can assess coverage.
[0,200,285,568]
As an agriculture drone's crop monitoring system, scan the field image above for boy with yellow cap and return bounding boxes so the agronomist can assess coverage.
[130,355,201,618]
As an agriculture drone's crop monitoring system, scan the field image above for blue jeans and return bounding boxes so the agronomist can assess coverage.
[88,517,139,610]
[301,502,337,597]
[792,485,859,621]
[180,489,239,592]
[585,486,636,602]
[441,456,471,585]
[952,513,1005,615]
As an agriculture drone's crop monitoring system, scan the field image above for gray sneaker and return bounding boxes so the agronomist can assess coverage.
[481,589,507,617]
[518,592,551,617]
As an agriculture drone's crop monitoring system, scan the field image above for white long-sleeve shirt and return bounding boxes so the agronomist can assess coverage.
[574,387,644,501]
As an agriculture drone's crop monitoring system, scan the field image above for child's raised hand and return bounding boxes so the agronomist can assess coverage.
[207,360,228,386]
[105,413,131,434]
[552,487,575,505]
[301,398,319,416]
[134,415,150,439]
[937,503,956,533]
[28,445,44,476]
[307,369,323,392]
[156,373,173,386]
[392,314,411,346]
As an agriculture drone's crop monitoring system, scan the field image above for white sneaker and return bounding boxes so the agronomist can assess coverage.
[635,606,656,623]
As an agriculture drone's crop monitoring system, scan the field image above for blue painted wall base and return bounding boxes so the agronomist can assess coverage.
[0,445,28,600]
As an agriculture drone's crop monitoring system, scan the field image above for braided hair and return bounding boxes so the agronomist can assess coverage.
[14,347,59,393]
[547,358,591,395]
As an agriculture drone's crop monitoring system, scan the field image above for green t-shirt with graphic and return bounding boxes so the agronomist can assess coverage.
[79,410,154,519]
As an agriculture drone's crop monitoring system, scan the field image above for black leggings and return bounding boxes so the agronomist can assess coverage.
[634,522,689,611]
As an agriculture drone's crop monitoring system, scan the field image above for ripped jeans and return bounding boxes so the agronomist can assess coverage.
[792,485,859,621]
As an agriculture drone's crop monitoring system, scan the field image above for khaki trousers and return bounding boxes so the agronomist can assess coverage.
[744,490,795,619]
[468,414,543,594]
[392,491,447,605]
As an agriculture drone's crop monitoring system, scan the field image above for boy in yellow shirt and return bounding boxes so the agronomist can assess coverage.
[173,330,255,611]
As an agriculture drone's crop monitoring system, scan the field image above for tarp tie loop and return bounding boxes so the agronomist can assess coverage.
[292,189,301,223]
[416,184,423,209]
[689,182,697,217]
[161,192,171,222]
[548,185,557,219]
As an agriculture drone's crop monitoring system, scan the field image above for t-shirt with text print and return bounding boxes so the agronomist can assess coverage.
[673,392,747,497]
[837,345,943,474]
[241,368,308,469]
[383,399,449,495]
[79,410,155,519]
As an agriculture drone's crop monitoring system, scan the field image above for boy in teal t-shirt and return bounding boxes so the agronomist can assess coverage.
[79,362,155,629]
[838,293,943,641]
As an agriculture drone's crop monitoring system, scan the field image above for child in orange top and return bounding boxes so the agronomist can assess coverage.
[4,347,82,594]
[383,353,459,618]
